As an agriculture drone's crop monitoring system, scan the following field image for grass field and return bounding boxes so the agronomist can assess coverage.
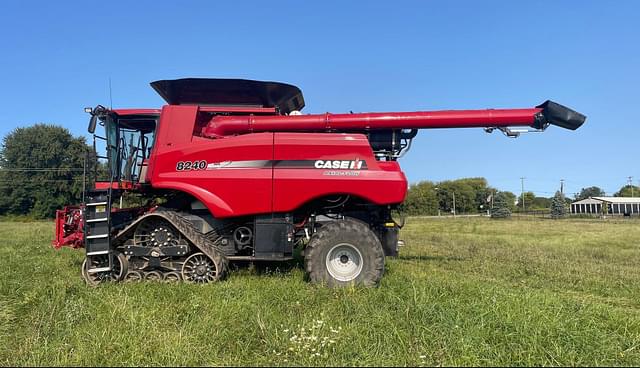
[1,217,640,366]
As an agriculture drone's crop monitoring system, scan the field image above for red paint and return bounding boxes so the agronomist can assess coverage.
[272,133,406,213]
[112,108,161,116]
[144,104,547,218]
[54,78,586,251]
[202,108,543,137]
[52,206,84,249]
[148,106,274,216]
[94,181,135,190]
[199,106,277,114]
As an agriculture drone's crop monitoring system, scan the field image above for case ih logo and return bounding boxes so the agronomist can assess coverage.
[314,159,366,170]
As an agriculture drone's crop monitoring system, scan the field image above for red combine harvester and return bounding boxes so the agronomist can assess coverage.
[53,78,586,286]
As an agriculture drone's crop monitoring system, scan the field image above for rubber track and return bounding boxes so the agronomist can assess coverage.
[114,210,228,280]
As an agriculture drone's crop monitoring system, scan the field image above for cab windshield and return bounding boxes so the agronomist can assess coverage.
[104,114,156,183]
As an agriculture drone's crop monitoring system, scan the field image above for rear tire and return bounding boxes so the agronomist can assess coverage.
[305,219,385,287]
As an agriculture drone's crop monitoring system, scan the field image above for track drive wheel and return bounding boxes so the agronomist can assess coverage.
[81,253,128,286]
[305,218,385,287]
[182,252,224,284]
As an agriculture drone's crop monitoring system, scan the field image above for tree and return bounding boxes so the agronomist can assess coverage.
[516,191,536,211]
[550,191,566,219]
[614,185,640,197]
[525,195,552,210]
[404,177,493,215]
[0,124,93,218]
[491,192,512,219]
[402,181,439,215]
[575,186,605,201]
[435,177,490,214]
[501,191,517,211]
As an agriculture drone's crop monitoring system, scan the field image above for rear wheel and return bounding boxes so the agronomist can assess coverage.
[305,219,385,287]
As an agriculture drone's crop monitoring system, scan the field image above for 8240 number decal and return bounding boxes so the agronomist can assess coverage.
[176,160,207,171]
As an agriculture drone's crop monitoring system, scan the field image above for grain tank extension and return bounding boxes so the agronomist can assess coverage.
[53,78,586,286]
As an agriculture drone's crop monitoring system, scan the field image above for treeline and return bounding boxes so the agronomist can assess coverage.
[574,185,640,199]
[404,180,640,216]
[403,179,563,216]
[0,124,95,219]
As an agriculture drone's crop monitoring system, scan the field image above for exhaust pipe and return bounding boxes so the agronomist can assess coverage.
[534,100,586,131]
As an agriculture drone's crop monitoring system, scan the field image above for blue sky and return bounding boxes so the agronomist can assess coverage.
[0,0,638,197]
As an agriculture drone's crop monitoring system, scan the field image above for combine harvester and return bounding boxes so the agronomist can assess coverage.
[53,78,586,286]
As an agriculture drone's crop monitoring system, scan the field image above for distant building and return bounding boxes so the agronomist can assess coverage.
[571,197,640,216]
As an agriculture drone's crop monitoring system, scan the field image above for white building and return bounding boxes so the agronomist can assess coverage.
[571,196,640,215]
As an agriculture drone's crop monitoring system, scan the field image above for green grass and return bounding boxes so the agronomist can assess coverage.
[1,217,640,366]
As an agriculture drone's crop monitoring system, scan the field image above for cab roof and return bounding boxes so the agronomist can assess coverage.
[150,78,305,114]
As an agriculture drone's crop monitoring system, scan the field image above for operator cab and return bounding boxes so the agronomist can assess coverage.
[87,106,159,188]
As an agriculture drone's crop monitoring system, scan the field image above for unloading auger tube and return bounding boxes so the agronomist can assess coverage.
[201,100,586,137]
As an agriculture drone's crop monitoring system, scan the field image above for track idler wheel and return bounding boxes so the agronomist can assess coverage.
[144,271,163,281]
[182,252,224,284]
[163,272,182,283]
[124,271,144,283]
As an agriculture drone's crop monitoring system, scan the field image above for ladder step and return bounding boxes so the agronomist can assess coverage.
[86,218,108,223]
[86,234,109,239]
[86,250,110,256]
[87,266,112,273]
[86,202,108,206]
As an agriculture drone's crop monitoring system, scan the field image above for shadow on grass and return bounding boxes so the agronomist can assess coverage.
[229,255,305,277]
[395,254,466,262]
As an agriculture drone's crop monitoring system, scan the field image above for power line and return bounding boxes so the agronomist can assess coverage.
[0,168,85,172]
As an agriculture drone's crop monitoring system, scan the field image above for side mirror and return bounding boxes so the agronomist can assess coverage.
[88,115,97,133]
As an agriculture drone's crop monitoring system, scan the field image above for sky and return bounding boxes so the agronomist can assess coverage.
[0,0,638,197]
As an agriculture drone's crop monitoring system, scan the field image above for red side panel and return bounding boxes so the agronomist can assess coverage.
[272,133,407,212]
[147,106,407,218]
[148,106,274,217]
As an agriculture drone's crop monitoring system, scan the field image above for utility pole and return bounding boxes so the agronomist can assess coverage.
[560,179,564,195]
[629,176,634,197]
[452,191,456,218]
[491,189,495,209]
[520,177,526,212]
[82,153,86,203]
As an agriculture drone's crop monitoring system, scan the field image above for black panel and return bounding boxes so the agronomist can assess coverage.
[150,78,305,114]
[380,227,399,257]
[534,100,586,131]
[254,214,293,259]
